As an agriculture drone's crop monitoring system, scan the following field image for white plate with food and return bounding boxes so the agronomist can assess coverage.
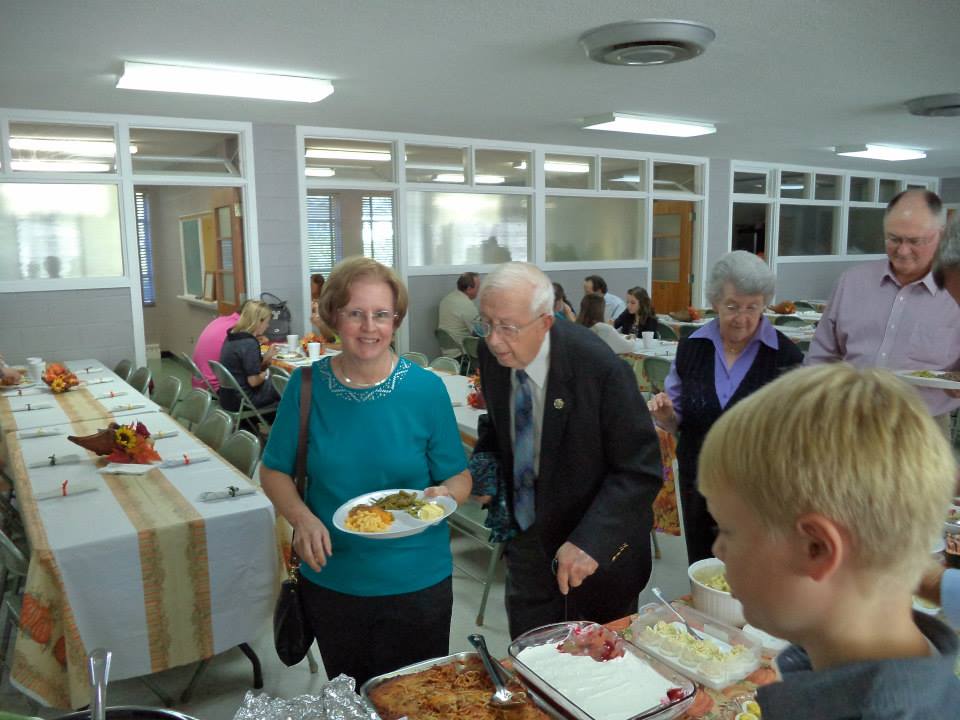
[895,369,960,390]
[332,488,457,539]
[274,351,304,361]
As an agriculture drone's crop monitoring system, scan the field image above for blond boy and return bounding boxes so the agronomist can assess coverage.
[699,364,960,718]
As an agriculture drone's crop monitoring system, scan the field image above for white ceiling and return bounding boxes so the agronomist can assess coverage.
[2,0,959,177]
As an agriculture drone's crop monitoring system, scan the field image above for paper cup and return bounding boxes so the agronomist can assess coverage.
[286,334,299,353]
[28,358,44,383]
[307,342,322,360]
[641,331,655,349]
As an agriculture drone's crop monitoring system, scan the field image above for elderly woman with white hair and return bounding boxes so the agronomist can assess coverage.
[934,218,960,304]
[648,250,803,563]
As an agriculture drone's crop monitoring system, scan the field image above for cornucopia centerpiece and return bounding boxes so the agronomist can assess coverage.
[68,421,161,464]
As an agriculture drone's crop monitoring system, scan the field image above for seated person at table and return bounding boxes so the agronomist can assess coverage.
[260,257,470,686]
[577,294,635,355]
[218,300,279,412]
[437,271,480,357]
[192,306,242,391]
[0,353,24,385]
[583,274,626,322]
[648,251,803,563]
[309,273,337,342]
[699,364,960,718]
[614,286,658,336]
[552,282,576,322]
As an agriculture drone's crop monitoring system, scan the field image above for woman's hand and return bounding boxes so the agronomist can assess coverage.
[647,392,677,432]
[426,470,471,505]
[292,512,333,572]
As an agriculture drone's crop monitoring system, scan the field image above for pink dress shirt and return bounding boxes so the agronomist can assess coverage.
[192,312,240,391]
[806,261,960,417]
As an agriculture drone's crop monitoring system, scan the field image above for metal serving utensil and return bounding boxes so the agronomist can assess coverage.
[651,586,705,641]
[467,634,528,709]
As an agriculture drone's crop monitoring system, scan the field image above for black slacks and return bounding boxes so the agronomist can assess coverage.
[299,575,452,687]
[504,523,649,640]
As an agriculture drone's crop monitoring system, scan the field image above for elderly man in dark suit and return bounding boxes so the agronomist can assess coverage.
[473,262,662,638]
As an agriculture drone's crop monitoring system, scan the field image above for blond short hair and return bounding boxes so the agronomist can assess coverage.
[233,300,271,335]
[699,364,955,582]
[317,256,408,330]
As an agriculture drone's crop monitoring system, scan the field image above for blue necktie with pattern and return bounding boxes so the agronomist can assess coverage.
[513,369,536,530]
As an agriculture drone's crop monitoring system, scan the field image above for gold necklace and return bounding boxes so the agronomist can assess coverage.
[339,354,395,388]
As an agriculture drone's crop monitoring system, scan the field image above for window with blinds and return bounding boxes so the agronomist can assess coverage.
[306,193,341,276]
[134,191,156,305]
[361,194,395,267]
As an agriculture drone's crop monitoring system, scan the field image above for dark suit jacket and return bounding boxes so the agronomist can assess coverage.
[475,319,662,570]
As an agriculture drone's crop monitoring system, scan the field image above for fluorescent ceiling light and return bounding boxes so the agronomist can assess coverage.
[613,175,641,183]
[117,61,333,103]
[406,162,462,171]
[11,160,111,173]
[583,112,716,137]
[780,184,804,190]
[433,173,505,184]
[515,160,590,174]
[305,167,335,177]
[304,148,391,162]
[834,144,926,161]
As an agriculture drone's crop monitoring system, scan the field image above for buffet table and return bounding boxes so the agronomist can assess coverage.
[4,401,279,708]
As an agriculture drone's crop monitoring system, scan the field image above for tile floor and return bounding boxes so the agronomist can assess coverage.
[1,532,691,718]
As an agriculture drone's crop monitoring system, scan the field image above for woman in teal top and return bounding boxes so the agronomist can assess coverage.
[261,257,470,686]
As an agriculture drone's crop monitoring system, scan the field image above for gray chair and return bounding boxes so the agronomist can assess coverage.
[792,301,817,312]
[434,328,466,371]
[127,365,152,395]
[193,408,232,451]
[208,360,279,433]
[429,356,461,374]
[400,351,429,368]
[656,321,679,342]
[113,358,133,382]
[219,430,262,478]
[461,336,480,375]
[448,502,504,627]
[179,351,218,395]
[171,389,213,430]
[271,373,290,397]
[774,315,812,327]
[151,375,182,413]
[645,357,672,394]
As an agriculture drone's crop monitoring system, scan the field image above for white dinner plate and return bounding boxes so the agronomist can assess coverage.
[274,352,303,360]
[894,370,960,390]
[332,488,457,540]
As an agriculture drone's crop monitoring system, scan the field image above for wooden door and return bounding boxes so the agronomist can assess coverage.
[652,200,694,314]
[214,190,246,314]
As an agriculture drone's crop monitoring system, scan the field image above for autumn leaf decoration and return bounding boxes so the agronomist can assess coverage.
[105,421,161,464]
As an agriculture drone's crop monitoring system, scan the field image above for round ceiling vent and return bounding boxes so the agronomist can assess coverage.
[906,93,960,117]
[579,20,716,66]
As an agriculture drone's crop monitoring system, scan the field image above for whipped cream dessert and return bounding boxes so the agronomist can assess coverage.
[516,642,677,720]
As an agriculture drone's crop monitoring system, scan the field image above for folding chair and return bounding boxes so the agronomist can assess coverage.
[151,375,182,413]
[171,389,213,431]
[271,373,290,397]
[429,356,461,374]
[193,408,232,451]
[219,430,262,478]
[113,358,133,382]
[208,360,278,434]
[435,328,466,371]
[127,366,152,395]
[645,357,672,394]
[774,315,811,327]
[656,322,679,342]
[448,502,504,627]
[179,351,218,395]
[400,351,429,367]
[461,336,480,375]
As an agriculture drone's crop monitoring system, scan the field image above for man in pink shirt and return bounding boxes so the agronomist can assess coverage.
[807,190,960,424]
[192,310,240,391]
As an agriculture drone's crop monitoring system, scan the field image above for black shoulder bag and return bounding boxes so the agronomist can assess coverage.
[273,366,315,666]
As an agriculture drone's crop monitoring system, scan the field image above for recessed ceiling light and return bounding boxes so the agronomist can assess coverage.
[834,144,926,161]
[117,61,333,103]
[433,173,505,184]
[11,160,112,172]
[579,20,716,66]
[305,167,335,177]
[584,112,716,137]
[304,148,391,162]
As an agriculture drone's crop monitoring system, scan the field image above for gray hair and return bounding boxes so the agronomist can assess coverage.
[478,262,554,317]
[934,219,960,288]
[707,251,776,305]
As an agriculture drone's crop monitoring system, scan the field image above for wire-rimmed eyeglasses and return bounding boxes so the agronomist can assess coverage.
[338,309,397,326]
[473,314,546,339]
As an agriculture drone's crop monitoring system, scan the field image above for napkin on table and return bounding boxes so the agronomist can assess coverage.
[35,480,99,501]
[81,377,113,386]
[152,430,179,439]
[16,427,64,439]
[27,453,84,469]
[11,403,53,412]
[160,452,211,469]
[98,463,157,476]
[109,403,145,412]
[199,486,257,502]
[95,390,127,400]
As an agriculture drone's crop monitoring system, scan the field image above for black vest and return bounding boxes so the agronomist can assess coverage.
[675,333,802,488]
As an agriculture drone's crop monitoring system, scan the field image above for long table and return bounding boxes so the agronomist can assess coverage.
[3,361,279,708]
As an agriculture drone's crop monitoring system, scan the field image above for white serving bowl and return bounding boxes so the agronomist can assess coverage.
[688,557,746,627]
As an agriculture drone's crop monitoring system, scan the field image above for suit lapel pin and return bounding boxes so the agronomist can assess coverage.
[553,398,565,409]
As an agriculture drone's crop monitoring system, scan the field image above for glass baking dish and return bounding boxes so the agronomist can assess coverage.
[508,622,696,720]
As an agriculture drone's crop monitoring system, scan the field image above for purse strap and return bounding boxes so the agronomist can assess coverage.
[288,366,312,572]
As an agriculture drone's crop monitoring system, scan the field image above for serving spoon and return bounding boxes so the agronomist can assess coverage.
[651,586,705,641]
[467,633,528,709]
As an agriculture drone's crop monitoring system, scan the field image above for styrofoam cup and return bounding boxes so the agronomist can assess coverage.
[307,342,322,360]
[28,358,44,383]
[286,334,299,353]
[641,331,655,349]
